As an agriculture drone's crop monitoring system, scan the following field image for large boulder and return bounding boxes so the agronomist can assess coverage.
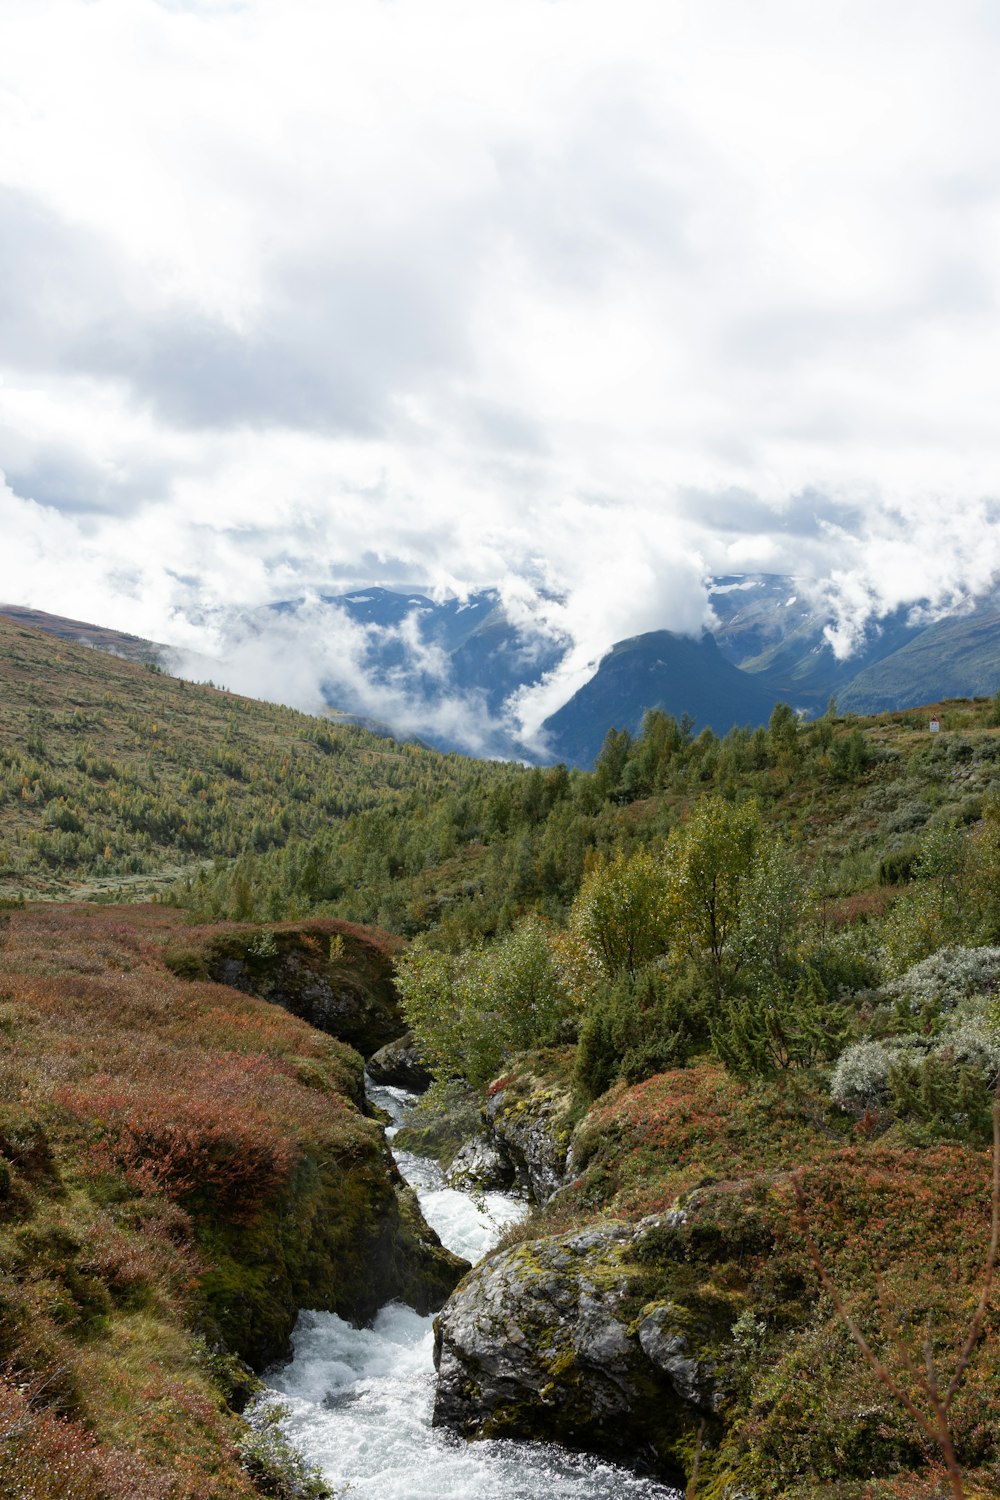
[198,920,404,1057]
[367,1030,433,1091]
[445,1134,517,1193]
[433,1211,729,1483]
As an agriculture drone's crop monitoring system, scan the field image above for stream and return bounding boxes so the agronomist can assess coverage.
[262,1081,680,1499]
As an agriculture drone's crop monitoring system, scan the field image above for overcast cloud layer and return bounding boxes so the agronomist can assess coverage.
[4,0,1000,739]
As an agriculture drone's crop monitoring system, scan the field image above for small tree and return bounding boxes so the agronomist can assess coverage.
[570,845,673,979]
[663,796,770,1003]
[768,701,800,765]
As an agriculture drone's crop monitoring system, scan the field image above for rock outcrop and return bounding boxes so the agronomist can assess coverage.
[482,1072,574,1203]
[366,1030,434,1090]
[197,920,404,1057]
[433,1211,729,1483]
[445,1134,516,1193]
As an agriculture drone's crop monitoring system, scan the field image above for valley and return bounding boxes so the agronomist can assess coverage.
[0,614,999,1497]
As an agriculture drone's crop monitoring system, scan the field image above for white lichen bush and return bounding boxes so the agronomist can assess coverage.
[830,948,1000,1115]
[883,945,1000,1018]
[933,1012,1000,1084]
[830,1037,927,1111]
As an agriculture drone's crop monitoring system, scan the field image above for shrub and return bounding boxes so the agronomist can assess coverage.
[237,1399,334,1499]
[395,915,573,1087]
[878,847,920,886]
[574,964,698,1100]
[711,963,852,1079]
[881,945,1000,1028]
[830,1037,926,1112]
[831,1008,1000,1134]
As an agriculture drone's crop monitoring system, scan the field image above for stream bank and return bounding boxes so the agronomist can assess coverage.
[263,1082,681,1500]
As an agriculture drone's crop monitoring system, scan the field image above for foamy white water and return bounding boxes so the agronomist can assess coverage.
[263,1083,680,1500]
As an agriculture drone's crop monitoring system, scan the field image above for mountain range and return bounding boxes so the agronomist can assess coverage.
[5,575,1000,767]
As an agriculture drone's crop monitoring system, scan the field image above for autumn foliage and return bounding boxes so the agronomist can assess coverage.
[0,901,403,1497]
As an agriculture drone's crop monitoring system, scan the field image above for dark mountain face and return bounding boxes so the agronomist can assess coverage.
[540,629,779,769]
[323,587,567,720]
[707,577,928,712]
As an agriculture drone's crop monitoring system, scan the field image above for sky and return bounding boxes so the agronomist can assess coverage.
[3,0,1000,747]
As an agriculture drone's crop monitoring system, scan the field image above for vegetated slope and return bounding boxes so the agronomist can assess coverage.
[541,629,778,766]
[0,603,168,665]
[0,613,516,900]
[174,687,1000,955]
[0,901,463,1498]
[377,691,1000,1494]
[839,598,1000,714]
[452,1054,1000,1498]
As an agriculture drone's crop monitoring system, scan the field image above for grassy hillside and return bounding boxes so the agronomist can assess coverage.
[0,614,515,902]
[0,604,167,665]
[6,614,1000,1496]
[0,901,463,1498]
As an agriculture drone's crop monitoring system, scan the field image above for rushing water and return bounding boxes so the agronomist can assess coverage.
[263,1082,680,1500]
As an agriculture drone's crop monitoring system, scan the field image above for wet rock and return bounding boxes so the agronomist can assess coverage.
[366,1031,433,1091]
[433,1211,721,1482]
[483,1077,573,1203]
[445,1135,517,1193]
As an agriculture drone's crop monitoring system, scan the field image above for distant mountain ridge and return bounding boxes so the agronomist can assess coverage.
[540,630,777,768]
[307,586,567,720]
[7,574,1000,768]
[539,575,1000,765]
[0,604,167,665]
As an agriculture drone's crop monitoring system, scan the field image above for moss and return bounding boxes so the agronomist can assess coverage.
[195,1118,465,1367]
[197,922,404,1057]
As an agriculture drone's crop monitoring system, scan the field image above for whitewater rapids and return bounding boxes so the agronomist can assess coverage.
[262,1083,680,1499]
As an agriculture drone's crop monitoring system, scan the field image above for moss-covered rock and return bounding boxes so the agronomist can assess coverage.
[190,919,405,1057]
[367,1030,433,1090]
[433,1210,733,1485]
[194,1091,467,1368]
[483,1066,576,1203]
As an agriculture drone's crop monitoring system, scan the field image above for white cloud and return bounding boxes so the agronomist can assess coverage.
[2,0,1000,723]
[168,594,530,758]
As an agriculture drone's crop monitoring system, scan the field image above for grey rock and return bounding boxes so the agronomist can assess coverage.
[433,1212,720,1480]
[367,1031,433,1090]
[445,1135,516,1192]
[637,1302,719,1412]
[483,1081,572,1203]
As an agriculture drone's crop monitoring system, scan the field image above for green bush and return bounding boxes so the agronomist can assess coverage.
[710,963,851,1079]
[395,915,573,1087]
[574,964,700,1100]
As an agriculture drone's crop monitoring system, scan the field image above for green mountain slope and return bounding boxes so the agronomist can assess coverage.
[839,600,1000,714]
[0,613,514,900]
